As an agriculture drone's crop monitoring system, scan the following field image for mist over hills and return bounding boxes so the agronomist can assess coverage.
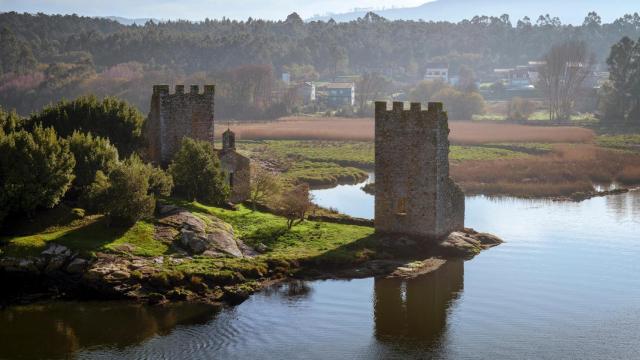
[310,0,639,24]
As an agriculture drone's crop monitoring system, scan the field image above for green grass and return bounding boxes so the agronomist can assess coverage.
[1,201,377,276]
[237,140,535,169]
[450,146,530,161]
[284,161,368,186]
[183,202,374,261]
[527,111,598,123]
[1,215,162,258]
[597,134,640,152]
[472,114,507,121]
[237,140,375,168]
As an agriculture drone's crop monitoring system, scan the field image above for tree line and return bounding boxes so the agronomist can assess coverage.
[1,11,640,117]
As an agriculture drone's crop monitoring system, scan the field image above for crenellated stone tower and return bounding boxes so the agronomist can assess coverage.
[147,84,215,165]
[374,101,464,240]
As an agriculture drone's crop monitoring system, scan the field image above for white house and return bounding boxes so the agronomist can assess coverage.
[424,62,449,82]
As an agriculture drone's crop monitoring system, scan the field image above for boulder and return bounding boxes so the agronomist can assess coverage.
[44,256,68,273]
[180,229,208,254]
[41,243,72,257]
[157,206,246,257]
[438,230,503,259]
[65,258,89,274]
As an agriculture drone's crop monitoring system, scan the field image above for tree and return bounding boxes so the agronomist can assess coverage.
[507,97,536,121]
[538,40,595,122]
[432,87,485,119]
[0,126,75,220]
[169,137,229,205]
[249,163,282,211]
[28,95,146,156]
[67,131,119,198]
[86,156,171,225]
[278,183,313,230]
[408,80,448,103]
[457,65,477,93]
[601,36,640,126]
[0,106,23,133]
[356,72,391,115]
[102,160,156,225]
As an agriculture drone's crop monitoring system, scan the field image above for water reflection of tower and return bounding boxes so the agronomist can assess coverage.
[373,260,464,346]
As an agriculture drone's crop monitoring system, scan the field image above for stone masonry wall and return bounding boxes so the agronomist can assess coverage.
[147,85,215,165]
[374,101,464,240]
[218,150,251,203]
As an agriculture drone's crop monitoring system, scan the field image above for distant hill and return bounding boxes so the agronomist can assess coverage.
[310,0,639,24]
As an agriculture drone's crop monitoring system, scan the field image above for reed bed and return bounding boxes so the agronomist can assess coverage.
[452,145,640,197]
[230,117,595,144]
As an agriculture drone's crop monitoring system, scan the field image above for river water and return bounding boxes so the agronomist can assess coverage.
[1,177,640,359]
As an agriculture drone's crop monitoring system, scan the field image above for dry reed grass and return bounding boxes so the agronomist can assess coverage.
[230,117,595,144]
[452,145,640,197]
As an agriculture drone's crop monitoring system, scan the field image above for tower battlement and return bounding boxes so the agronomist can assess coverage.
[152,84,215,96]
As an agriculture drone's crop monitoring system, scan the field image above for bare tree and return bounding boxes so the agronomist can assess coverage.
[249,163,282,211]
[356,72,391,114]
[278,183,313,230]
[538,40,594,122]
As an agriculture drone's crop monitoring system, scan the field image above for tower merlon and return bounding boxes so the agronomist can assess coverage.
[153,85,170,95]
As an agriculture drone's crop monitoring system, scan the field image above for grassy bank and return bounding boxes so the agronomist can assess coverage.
[0,203,377,278]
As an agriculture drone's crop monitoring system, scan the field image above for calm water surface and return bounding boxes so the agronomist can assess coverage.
[2,178,640,359]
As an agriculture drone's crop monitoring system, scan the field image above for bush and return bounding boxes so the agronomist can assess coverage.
[67,131,119,198]
[103,159,154,225]
[28,95,145,156]
[169,137,229,205]
[277,183,313,229]
[0,126,75,220]
[432,87,485,120]
[0,106,23,133]
[507,97,536,121]
[85,156,172,225]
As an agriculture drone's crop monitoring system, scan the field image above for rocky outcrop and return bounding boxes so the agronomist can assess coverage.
[437,228,503,259]
[0,243,88,275]
[156,204,249,258]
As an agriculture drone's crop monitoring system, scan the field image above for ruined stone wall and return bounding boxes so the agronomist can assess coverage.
[374,101,464,240]
[147,85,215,165]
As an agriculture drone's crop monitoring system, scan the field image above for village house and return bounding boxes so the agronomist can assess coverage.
[316,82,355,107]
[424,62,449,83]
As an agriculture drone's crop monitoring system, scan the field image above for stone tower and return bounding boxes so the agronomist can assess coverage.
[374,101,464,240]
[147,84,215,165]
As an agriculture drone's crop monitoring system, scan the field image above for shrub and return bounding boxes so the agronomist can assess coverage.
[249,163,282,210]
[86,156,172,225]
[0,126,75,221]
[169,137,229,205]
[67,131,119,198]
[277,183,313,229]
[507,97,536,121]
[28,95,145,156]
[432,87,485,120]
[0,106,23,133]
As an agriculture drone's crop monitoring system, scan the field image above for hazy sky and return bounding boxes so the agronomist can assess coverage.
[0,0,431,20]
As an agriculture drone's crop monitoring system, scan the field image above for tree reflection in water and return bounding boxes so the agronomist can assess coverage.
[0,301,218,359]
